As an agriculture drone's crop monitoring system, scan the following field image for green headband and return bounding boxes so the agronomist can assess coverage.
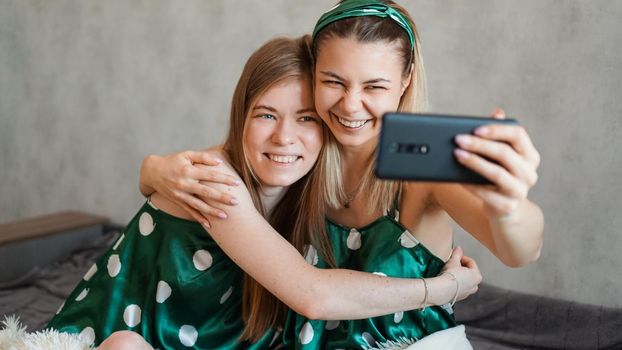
[312,0,415,49]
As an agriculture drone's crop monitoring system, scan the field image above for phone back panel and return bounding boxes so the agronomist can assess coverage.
[376,113,518,184]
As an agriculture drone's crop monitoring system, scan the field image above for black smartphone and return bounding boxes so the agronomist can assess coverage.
[375,112,518,184]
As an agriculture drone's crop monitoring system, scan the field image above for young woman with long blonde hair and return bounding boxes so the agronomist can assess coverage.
[48,32,481,349]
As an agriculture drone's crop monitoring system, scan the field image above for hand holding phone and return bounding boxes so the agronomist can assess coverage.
[375,113,518,184]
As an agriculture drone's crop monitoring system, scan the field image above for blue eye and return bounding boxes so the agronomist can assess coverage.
[257,114,276,120]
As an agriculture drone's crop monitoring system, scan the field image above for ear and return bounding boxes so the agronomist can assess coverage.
[400,63,414,95]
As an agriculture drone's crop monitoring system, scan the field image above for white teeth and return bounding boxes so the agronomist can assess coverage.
[338,117,367,128]
[268,154,299,164]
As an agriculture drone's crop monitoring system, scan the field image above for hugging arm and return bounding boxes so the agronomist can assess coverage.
[143,151,481,320]
[139,150,241,227]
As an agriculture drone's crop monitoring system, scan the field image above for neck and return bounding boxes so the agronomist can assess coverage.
[340,139,376,180]
[259,185,289,216]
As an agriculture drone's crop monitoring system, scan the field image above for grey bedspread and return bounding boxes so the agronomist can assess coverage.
[0,231,118,331]
[2,230,621,349]
[454,281,622,349]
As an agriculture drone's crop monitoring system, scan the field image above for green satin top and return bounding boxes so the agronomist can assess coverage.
[47,201,278,349]
[282,208,457,349]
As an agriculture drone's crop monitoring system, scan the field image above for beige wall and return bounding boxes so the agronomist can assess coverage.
[1,1,621,307]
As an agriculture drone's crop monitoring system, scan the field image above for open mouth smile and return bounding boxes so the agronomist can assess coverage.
[330,111,371,130]
[264,153,302,164]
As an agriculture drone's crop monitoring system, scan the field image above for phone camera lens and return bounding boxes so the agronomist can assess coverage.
[389,142,398,153]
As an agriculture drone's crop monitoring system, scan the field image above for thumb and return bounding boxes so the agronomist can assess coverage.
[491,108,506,120]
[447,246,463,264]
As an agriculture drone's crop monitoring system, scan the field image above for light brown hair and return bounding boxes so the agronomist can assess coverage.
[313,0,428,215]
[223,35,328,341]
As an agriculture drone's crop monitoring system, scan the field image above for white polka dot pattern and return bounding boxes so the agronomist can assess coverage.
[304,245,319,266]
[362,332,377,347]
[139,212,155,236]
[107,254,122,277]
[192,250,213,271]
[219,286,233,304]
[83,264,97,281]
[79,327,95,346]
[112,233,125,250]
[56,301,64,315]
[398,230,419,248]
[156,281,172,303]
[299,322,314,345]
[346,228,362,250]
[75,288,89,301]
[325,320,340,330]
[179,325,198,347]
[123,304,141,327]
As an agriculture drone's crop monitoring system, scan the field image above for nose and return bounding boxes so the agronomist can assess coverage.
[271,118,296,145]
[340,89,363,115]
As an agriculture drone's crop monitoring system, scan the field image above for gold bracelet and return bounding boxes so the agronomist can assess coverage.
[443,272,460,307]
[420,278,428,312]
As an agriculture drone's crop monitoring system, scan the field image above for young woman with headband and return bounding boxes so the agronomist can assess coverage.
[140,0,543,348]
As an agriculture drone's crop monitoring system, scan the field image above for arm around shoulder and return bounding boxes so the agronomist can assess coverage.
[206,165,464,320]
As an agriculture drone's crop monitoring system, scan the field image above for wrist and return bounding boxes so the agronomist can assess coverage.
[425,274,456,306]
[139,154,161,196]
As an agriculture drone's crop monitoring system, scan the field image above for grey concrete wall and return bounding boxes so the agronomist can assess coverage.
[1,1,621,307]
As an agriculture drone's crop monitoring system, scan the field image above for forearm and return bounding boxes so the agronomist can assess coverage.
[489,199,544,267]
[306,270,457,320]
[209,193,459,320]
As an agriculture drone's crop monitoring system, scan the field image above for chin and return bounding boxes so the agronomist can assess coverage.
[262,174,304,188]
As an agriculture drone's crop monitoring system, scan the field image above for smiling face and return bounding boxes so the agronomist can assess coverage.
[314,36,411,151]
[243,76,323,189]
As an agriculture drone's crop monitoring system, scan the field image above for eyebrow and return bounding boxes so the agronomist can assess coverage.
[253,105,316,114]
[296,107,317,114]
[253,105,277,113]
[319,70,392,84]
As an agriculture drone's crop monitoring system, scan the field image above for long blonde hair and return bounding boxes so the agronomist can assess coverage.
[314,0,428,215]
[222,35,328,341]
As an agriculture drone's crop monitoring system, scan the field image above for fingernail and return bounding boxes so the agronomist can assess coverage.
[474,126,489,136]
[233,179,242,185]
[218,212,227,219]
[215,158,224,164]
[230,198,239,205]
[202,222,211,229]
[454,149,469,160]
[455,134,471,146]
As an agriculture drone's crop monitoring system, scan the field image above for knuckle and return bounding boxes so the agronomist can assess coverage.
[492,169,505,184]
[180,164,193,177]
[172,178,186,189]
[201,187,216,199]
[500,144,514,160]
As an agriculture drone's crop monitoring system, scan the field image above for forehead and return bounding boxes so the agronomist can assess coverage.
[252,76,313,110]
[315,36,404,79]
